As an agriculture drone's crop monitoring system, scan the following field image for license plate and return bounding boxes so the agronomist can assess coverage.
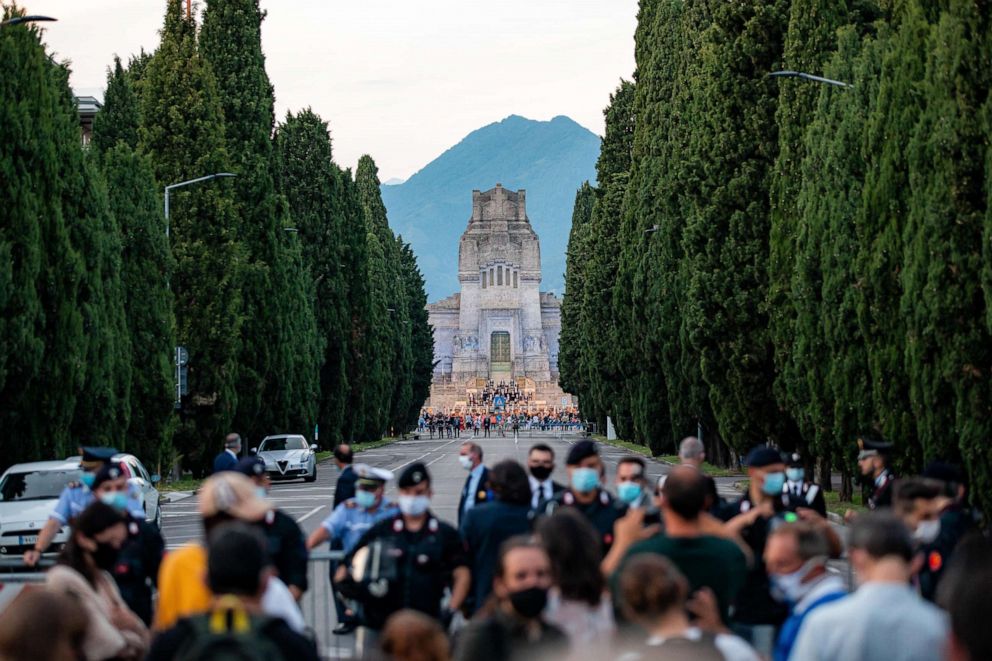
[18,535,37,546]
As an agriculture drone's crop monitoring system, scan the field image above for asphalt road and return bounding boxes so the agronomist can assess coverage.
[160,429,681,658]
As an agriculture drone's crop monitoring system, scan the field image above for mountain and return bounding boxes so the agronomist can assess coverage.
[382,177,406,186]
[381,114,599,300]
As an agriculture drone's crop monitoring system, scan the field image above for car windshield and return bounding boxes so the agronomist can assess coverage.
[0,469,81,502]
[261,437,307,452]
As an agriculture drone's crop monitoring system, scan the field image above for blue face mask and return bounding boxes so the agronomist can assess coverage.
[571,468,600,494]
[617,482,643,505]
[786,468,805,482]
[99,491,128,512]
[80,473,96,489]
[762,471,786,496]
[355,490,377,509]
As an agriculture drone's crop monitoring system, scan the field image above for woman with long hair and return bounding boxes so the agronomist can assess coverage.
[45,501,149,660]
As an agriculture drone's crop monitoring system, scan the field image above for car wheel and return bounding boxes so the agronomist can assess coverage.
[154,505,162,530]
[305,464,317,483]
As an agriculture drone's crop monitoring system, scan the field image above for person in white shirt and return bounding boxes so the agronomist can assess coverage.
[791,512,947,661]
[617,552,759,661]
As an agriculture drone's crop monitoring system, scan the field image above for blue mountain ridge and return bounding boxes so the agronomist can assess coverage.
[380,114,600,301]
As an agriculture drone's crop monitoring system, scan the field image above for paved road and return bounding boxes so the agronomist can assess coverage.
[160,429,677,658]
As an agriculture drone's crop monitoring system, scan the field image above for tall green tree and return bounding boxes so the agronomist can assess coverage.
[559,183,595,421]
[200,0,320,443]
[92,59,176,466]
[398,239,434,427]
[140,0,244,471]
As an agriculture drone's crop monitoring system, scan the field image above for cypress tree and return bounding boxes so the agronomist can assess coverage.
[200,0,319,442]
[559,184,595,422]
[399,239,434,427]
[140,0,244,471]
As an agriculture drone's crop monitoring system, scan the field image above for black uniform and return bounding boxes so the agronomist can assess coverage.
[869,469,896,510]
[258,508,309,594]
[781,480,827,518]
[111,515,164,625]
[342,512,467,630]
[543,489,626,554]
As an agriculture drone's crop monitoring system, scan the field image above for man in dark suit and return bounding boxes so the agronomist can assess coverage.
[458,441,490,529]
[527,443,565,511]
[212,433,241,474]
[781,452,827,518]
[332,444,356,508]
[461,460,534,614]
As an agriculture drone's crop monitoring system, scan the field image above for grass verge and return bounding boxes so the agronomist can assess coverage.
[657,454,742,478]
[824,490,866,518]
[314,435,404,462]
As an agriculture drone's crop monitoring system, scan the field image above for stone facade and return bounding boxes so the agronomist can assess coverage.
[426,185,572,411]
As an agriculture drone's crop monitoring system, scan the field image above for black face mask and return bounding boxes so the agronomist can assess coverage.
[509,586,548,619]
[92,542,119,571]
[529,466,553,482]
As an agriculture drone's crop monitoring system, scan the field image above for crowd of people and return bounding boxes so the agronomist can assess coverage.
[419,410,585,439]
[468,380,532,409]
[0,433,988,661]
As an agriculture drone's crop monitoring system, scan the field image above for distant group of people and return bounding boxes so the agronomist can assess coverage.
[419,410,585,440]
[468,379,532,408]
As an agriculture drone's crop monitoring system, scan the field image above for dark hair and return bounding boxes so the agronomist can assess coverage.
[536,509,604,606]
[617,456,646,475]
[893,478,943,515]
[495,535,546,578]
[848,511,914,562]
[618,554,688,623]
[529,443,554,458]
[334,444,353,464]
[58,501,125,585]
[461,441,483,460]
[489,460,532,506]
[938,535,992,661]
[207,522,270,596]
[0,590,88,661]
[661,466,707,521]
[381,610,449,661]
[769,522,831,561]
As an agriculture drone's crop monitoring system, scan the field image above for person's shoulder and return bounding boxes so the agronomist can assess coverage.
[161,543,207,571]
[260,618,319,659]
[625,534,668,557]
[713,632,761,661]
[146,620,195,661]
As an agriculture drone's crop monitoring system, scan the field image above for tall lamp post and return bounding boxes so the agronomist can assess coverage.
[0,15,56,27]
[163,172,236,237]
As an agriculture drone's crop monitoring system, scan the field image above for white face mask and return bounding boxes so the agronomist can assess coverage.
[771,556,825,604]
[458,455,474,471]
[913,519,941,545]
[398,494,431,516]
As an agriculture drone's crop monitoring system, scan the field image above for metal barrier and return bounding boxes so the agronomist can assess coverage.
[302,550,362,660]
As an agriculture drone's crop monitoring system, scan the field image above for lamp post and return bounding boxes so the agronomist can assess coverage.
[0,15,56,27]
[769,70,853,89]
[163,172,236,237]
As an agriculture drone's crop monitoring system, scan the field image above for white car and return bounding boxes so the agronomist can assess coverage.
[65,453,163,530]
[0,460,82,557]
[253,435,318,482]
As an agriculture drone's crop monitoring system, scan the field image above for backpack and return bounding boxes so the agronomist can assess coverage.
[175,597,288,661]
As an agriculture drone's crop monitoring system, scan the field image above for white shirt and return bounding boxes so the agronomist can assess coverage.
[261,576,306,633]
[793,574,846,615]
[226,448,238,461]
[628,627,759,661]
[791,582,947,661]
[529,475,554,509]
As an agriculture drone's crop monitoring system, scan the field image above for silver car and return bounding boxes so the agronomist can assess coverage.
[65,453,163,529]
[0,460,81,557]
[253,435,318,482]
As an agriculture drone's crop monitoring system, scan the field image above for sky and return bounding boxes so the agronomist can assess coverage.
[31,0,638,182]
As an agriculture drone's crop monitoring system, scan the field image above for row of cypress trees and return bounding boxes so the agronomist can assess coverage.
[0,0,433,473]
[560,0,992,514]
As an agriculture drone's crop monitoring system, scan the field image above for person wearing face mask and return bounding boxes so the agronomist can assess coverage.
[893,477,952,601]
[764,523,846,661]
[720,446,790,655]
[233,456,309,602]
[45,501,150,660]
[90,462,164,626]
[542,440,626,555]
[458,441,490,529]
[24,446,145,567]
[614,457,663,528]
[780,453,827,518]
[307,463,398,634]
[454,537,569,661]
[527,444,565,511]
[337,462,470,633]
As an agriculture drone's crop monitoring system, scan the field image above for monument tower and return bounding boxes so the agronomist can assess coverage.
[426,184,572,412]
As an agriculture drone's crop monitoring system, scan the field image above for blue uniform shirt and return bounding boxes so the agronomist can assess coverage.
[320,499,399,553]
[50,483,145,524]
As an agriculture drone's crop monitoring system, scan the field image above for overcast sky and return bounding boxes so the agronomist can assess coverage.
[33,0,638,181]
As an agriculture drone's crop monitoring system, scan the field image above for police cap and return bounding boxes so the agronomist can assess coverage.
[745,445,785,468]
[354,463,393,487]
[235,456,266,478]
[80,446,119,470]
[566,440,599,466]
[856,435,893,461]
[91,462,126,489]
[787,452,803,468]
[398,462,430,488]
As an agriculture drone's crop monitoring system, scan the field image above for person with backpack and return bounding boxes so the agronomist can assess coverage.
[146,523,317,661]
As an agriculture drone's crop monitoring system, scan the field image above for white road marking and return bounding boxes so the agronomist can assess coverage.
[390,452,432,472]
[296,506,325,523]
[426,455,446,467]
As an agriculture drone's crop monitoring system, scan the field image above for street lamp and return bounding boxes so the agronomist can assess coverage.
[0,15,56,27]
[769,70,853,89]
[163,172,237,237]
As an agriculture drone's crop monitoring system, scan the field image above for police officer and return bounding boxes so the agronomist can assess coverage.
[542,440,626,554]
[858,436,896,510]
[336,462,470,631]
[306,464,398,635]
[781,453,827,518]
[235,456,309,600]
[91,462,164,625]
[23,446,143,567]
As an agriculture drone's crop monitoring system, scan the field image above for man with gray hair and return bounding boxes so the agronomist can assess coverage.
[678,436,721,515]
[791,512,947,661]
[212,432,241,474]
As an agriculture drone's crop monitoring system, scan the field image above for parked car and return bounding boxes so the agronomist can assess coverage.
[0,460,81,558]
[65,453,162,529]
[252,435,318,482]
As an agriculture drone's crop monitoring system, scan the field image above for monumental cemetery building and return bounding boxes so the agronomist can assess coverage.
[425,184,575,413]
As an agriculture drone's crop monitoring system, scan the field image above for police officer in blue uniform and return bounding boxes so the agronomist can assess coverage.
[24,446,143,567]
[307,463,398,634]
[336,463,471,631]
